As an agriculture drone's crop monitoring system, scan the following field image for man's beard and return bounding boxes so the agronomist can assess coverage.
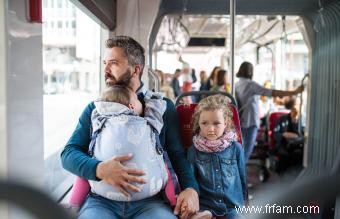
[105,68,133,87]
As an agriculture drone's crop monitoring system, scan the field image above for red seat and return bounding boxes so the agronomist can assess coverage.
[268,111,289,150]
[176,103,243,150]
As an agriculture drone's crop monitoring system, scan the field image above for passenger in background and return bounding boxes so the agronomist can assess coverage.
[179,57,193,104]
[273,97,304,172]
[205,66,221,91]
[156,69,175,101]
[259,80,272,119]
[191,68,198,84]
[210,69,231,93]
[188,95,246,219]
[179,56,193,94]
[199,70,208,91]
[235,61,304,161]
[171,68,182,98]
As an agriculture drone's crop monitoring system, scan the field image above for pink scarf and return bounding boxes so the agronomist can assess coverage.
[193,131,237,153]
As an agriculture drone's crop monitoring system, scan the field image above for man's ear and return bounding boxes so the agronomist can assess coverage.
[132,64,142,78]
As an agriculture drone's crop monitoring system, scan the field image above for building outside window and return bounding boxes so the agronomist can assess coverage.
[42,0,102,199]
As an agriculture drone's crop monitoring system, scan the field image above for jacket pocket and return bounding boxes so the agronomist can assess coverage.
[195,155,213,183]
[221,158,237,177]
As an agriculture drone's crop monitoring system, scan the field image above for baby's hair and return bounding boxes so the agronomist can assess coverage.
[192,95,234,135]
[102,85,134,106]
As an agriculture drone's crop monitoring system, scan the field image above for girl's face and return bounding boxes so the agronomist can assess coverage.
[199,109,227,140]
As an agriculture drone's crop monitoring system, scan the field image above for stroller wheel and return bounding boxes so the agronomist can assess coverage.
[259,167,269,182]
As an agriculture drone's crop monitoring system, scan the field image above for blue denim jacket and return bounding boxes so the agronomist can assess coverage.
[187,141,246,216]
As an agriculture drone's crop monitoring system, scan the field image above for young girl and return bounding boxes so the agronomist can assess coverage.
[187,95,246,219]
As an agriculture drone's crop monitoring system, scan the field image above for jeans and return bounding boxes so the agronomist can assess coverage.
[241,126,258,161]
[78,192,177,219]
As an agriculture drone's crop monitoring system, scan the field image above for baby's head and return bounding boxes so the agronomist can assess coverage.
[102,85,143,115]
[193,95,234,140]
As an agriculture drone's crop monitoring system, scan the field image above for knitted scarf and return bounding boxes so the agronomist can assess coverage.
[193,131,237,153]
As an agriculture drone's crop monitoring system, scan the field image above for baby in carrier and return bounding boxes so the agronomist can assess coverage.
[69,85,168,208]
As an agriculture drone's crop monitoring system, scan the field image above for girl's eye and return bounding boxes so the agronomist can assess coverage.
[201,122,207,125]
[214,122,221,125]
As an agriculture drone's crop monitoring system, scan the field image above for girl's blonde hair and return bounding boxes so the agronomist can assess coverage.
[192,95,234,135]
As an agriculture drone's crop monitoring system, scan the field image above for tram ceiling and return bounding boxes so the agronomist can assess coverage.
[69,0,337,31]
[150,0,331,56]
[154,15,301,53]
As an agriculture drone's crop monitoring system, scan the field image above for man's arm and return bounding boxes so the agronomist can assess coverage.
[162,98,200,218]
[60,102,100,180]
[162,98,199,192]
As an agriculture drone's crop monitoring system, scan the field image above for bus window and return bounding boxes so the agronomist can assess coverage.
[42,0,101,199]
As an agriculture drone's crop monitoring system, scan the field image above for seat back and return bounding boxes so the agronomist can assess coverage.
[268,111,289,149]
[176,103,243,150]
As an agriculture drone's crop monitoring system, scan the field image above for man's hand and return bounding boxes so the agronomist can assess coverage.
[174,188,199,219]
[96,154,146,198]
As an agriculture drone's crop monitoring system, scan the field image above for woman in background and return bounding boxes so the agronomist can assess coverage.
[235,61,304,161]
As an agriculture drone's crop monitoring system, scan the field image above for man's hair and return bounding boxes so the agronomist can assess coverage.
[102,85,134,106]
[106,36,145,78]
[192,95,235,135]
[236,61,253,79]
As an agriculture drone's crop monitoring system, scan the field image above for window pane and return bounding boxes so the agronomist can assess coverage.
[42,0,102,198]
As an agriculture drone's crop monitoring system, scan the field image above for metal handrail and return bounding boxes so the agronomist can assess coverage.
[298,73,310,135]
[0,181,74,219]
[148,68,160,92]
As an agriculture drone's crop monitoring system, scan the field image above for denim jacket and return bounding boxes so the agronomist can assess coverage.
[187,141,246,216]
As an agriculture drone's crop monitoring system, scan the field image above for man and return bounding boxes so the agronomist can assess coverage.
[61,36,199,219]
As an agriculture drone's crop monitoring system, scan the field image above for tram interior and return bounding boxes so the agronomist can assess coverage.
[1,0,340,218]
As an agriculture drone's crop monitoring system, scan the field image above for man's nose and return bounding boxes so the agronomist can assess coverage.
[104,63,110,73]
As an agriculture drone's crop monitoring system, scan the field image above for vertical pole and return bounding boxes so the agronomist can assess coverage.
[230,0,236,96]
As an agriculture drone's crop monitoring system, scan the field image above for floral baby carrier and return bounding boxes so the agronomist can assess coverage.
[89,92,180,205]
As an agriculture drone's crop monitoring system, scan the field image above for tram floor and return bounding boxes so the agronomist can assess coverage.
[246,164,303,202]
